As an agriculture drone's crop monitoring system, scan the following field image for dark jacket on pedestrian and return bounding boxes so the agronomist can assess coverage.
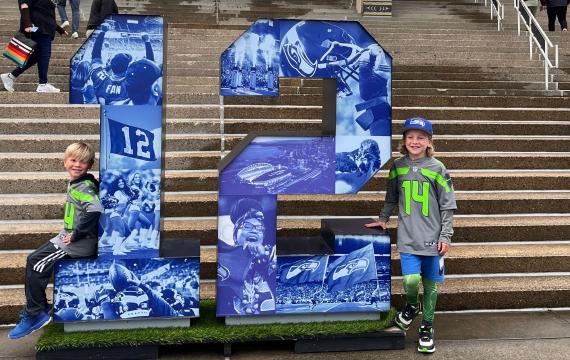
[540,0,568,7]
[18,0,65,39]
[87,0,119,30]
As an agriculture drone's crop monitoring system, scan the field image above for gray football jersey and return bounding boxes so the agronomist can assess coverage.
[51,174,102,257]
[385,156,457,255]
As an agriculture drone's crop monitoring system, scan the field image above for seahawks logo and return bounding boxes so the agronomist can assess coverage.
[332,258,369,280]
[285,260,320,280]
[217,264,230,281]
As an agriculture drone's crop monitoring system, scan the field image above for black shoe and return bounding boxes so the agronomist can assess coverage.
[394,302,421,331]
[417,320,435,353]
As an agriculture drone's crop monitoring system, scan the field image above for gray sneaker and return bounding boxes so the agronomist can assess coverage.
[36,83,60,93]
[1,73,15,92]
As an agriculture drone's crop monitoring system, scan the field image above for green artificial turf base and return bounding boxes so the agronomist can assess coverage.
[37,300,396,352]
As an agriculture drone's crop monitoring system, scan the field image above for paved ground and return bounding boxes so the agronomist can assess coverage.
[0,310,568,359]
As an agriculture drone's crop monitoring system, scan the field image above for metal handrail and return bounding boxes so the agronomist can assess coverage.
[513,0,559,90]
[475,0,505,30]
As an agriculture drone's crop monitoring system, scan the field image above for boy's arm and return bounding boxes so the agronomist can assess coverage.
[439,209,454,244]
[366,165,398,228]
[70,212,101,242]
[380,164,399,222]
[70,182,103,242]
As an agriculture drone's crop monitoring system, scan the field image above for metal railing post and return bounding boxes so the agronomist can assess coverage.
[545,61,549,90]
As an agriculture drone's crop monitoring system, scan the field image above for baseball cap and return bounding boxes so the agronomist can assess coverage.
[402,117,433,136]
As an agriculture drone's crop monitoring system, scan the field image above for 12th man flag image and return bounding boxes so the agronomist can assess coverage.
[108,118,157,161]
[326,243,377,293]
[279,256,328,284]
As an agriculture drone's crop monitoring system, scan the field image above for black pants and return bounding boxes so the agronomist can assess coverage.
[547,6,568,31]
[25,241,70,317]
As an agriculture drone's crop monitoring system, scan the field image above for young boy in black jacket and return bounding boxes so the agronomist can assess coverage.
[8,142,102,339]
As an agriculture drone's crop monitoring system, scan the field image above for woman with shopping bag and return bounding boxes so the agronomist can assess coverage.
[1,0,68,93]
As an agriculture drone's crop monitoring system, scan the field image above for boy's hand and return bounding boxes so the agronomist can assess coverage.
[365,220,387,230]
[62,233,73,245]
[438,241,449,256]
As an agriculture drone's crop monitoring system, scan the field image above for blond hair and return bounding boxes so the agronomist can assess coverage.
[399,135,435,157]
[64,142,95,165]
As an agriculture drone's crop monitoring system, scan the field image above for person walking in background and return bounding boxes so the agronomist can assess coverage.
[57,0,81,39]
[86,0,118,38]
[541,0,568,31]
[524,0,539,17]
[1,0,68,93]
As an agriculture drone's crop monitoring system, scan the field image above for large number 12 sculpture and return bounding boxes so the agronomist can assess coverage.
[53,15,200,326]
[217,20,393,317]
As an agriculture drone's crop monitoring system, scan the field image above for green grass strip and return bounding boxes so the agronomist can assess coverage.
[37,300,396,352]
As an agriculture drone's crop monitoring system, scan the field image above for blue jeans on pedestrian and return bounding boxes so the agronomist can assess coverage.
[11,33,53,84]
[57,0,81,33]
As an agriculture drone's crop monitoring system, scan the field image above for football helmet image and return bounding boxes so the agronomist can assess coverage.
[113,286,151,319]
[281,21,367,96]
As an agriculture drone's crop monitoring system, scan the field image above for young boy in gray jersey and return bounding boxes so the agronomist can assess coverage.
[366,117,457,353]
[9,142,102,339]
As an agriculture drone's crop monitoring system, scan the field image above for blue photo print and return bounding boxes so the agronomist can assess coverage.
[53,257,200,322]
[220,19,280,96]
[276,242,390,314]
[335,135,390,194]
[279,20,392,137]
[217,195,277,316]
[70,14,163,105]
[98,169,161,260]
[220,136,335,195]
[100,105,162,170]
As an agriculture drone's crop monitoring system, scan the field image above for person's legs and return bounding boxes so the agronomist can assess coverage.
[421,277,438,324]
[557,6,568,30]
[34,35,52,85]
[394,253,423,330]
[70,0,81,34]
[57,0,69,24]
[547,6,557,31]
[416,256,444,353]
[24,241,69,317]
[8,240,69,339]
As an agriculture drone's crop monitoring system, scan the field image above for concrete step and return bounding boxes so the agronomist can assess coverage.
[1,151,567,172]
[1,274,569,324]
[393,89,566,97]
[2,242,569,285]
[2,214,569,251]
[1,134,567,153]
[1,191,569,221]
[2,169,569,194]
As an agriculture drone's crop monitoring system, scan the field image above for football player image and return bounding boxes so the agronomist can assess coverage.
[89,23,156,105]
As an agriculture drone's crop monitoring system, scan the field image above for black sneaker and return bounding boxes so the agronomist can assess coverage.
[393,302,421,331]
[418,320,435,353]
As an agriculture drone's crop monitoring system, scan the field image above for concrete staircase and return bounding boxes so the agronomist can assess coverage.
[1,0,569,324]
